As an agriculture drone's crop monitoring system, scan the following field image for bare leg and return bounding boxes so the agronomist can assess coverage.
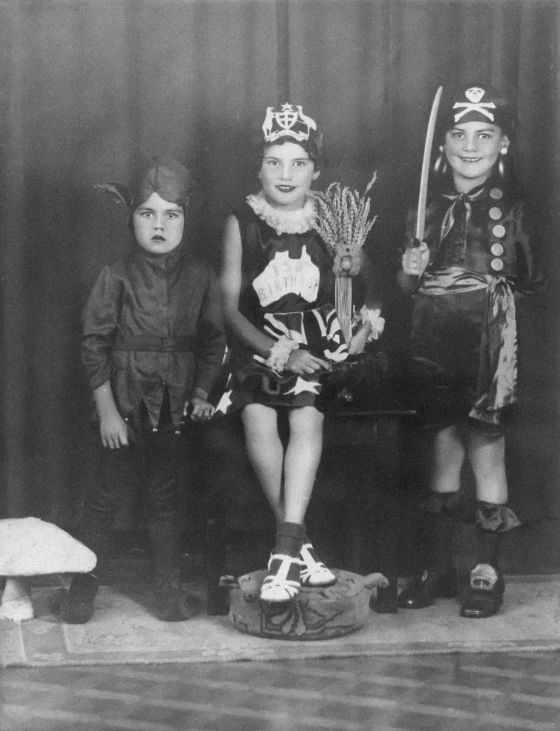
[260,406,327,602]
[242,404,284,522]
[0,577,33,621]
[283,406,324,524]
[431,424,466,494]
[467,433,508,504]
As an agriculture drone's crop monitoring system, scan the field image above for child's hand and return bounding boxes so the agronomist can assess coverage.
[402,242,429,277]
[186,397,215,422]
[348,322,371,355]
[286,349,330,375]
[99,413,129,449]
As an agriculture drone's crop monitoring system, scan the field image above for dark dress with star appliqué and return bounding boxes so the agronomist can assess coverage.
[216,204,348,414]
[405,177,545,428]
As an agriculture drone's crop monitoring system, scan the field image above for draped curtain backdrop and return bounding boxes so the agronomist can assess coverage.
[1,1,559,534]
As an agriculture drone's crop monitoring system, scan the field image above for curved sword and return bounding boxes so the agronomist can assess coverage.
[415,85,443,242]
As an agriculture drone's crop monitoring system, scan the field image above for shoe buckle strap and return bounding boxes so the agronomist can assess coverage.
[471,576,495,590]
[269,554,301,583]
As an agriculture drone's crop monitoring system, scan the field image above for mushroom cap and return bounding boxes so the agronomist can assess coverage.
[0,518,96,576]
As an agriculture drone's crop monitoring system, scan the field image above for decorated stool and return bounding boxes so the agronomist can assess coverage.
[0,518,96,622]
[224,569,387,640]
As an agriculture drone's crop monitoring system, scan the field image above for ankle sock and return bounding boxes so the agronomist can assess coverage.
[273,522,304,558]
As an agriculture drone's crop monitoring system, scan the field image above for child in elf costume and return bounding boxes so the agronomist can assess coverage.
[61,158,226,624]
[218,104,382,602]
[398,84,545,618]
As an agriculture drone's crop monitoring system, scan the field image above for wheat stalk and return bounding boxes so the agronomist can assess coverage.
[313,172,377,258]
[313,173,377,342]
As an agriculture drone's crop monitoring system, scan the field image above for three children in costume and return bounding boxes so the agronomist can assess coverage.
[65,87,543,624]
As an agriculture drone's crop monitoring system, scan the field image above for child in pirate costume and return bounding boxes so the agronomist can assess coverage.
[61,158,226,624]
[219,104,377,603]
[398,84,545,618]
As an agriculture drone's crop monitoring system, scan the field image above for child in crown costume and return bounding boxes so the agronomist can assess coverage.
[61,158,226,624]
[218,104,378,602]
[398,84,545,618]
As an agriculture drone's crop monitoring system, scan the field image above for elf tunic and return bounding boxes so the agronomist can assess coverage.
[218,203,348,413]
[82,244,226,429]
[406,177,545,427]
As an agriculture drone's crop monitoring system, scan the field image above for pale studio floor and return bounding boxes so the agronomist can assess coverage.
[3,518,560,731]
[2,651,560,730]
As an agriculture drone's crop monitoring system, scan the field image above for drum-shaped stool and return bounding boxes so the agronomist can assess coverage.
[226,569,387,640]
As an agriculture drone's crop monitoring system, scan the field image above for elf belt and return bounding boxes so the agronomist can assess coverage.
[113,335,195,352]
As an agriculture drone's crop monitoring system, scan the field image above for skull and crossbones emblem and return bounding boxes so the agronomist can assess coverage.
[453,87,496,123]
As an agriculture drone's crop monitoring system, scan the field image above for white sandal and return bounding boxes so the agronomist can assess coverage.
[260,554,301,602]
[299,542,336,588]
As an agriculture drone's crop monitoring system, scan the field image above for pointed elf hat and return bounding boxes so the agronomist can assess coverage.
[94,156,197,211]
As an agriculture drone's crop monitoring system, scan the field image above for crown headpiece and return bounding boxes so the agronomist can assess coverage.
[262,103,318,143]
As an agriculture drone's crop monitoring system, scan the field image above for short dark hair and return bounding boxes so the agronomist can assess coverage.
[258,135,323,171]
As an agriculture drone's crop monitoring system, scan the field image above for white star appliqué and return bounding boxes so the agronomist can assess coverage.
[284,378,321,396]
[215,390,233,414]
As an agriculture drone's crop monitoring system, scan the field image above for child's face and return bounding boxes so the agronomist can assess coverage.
[258,141,319,211]
[444,121,509,191]
[132,192,185,255]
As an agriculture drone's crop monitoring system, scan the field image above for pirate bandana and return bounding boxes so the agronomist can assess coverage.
[439,84,514,136]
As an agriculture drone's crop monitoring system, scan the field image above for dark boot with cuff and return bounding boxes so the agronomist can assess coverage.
[150,523,194,621]
[60,572,99,624]
[153,567,194,621]
[59,524,106,624]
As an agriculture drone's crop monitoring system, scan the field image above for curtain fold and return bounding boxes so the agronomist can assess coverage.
[0,0,558,526]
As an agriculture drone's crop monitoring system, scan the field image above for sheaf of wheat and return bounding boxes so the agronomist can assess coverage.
[313,173,377,344]
[313,172,377,258]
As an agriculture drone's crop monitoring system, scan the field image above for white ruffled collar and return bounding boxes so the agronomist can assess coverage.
[246,190,317,235]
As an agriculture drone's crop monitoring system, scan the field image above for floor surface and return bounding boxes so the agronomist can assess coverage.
[2,650,560,730]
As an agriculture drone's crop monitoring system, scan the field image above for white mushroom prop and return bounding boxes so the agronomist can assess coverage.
[0,518,96,622]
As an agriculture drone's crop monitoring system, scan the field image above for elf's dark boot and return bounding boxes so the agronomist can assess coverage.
[150,523,194,621]
[367,507,402,614]
[60,526,105,624]
[60,572,99,624]
[460,501,520,619]
[398,492,459,609]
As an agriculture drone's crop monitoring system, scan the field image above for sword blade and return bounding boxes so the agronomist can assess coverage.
[415,85,443,242]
